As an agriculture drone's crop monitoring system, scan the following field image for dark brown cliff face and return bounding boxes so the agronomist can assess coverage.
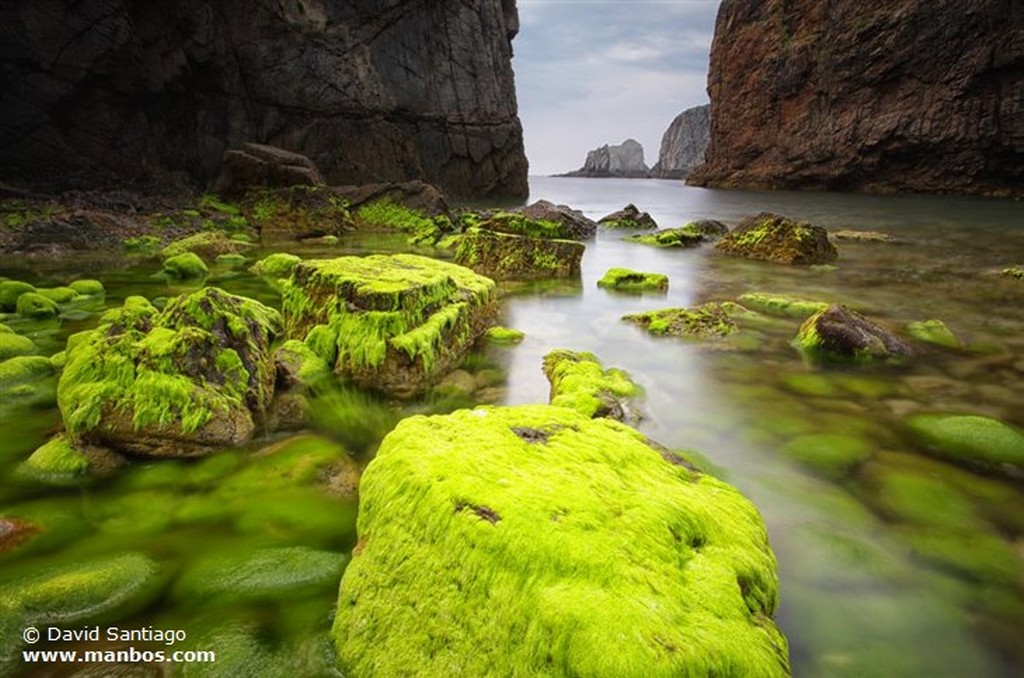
[0,0,528,199]
[688,0,1024,197]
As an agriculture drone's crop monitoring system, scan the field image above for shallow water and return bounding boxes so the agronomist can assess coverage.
[1,177,1022,677]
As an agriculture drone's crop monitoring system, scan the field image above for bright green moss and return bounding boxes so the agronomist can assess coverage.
[333,405,789,677]
[36,286,80,304]
[275,339,334,389]
[484,326,525,345]
[624,302,739,339]
[0,332,35,361]
[624,228,705,248]
[198,193,242,216]
[68,279,105,296]
[123,234,162,252]
[215,253,248,268]
[597,267,669,292]
[737,293,829,318]
[161,231,240,259]
[19,434,88,481]
[780,433,874,479]
[252,253,302,284]
[906,413,1024,472]
[355,200,434,234]
[0,552,160,625]
[479,212,567,239]
[999,266,1023,280]
[0,281,36,311]
[906,319,962,349]
[0,356,55,391]
[15,292,59,318]
[543,349,641,421]
[163,252,209,279]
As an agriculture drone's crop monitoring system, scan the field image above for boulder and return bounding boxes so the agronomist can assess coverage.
[906,413,1024,476]
[795,305,913,361]
[597,204,658,230]
[57,289,282,457]
[683,219,730,239]
[716,213,837,265]
[906,319,962,349]
[280,254,497,398]
[333,404,789,677]
[0,281,35,312]
[455,228,584,280]
[516,200,598,239]
[624,227,706,248]
[160,232,243,260]
[334,181,449,217]
[68,279,105,296]
[162,252,208,280]
[596,268,669,293]
[483,326,525,345]
[214,143,325,195]
[478,211,584,240]
[624,302,739,339]
[0,332,35,361]
[542,350,642,423]
[245,185,353,241]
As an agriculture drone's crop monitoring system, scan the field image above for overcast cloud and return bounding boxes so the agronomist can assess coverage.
[513,0,720,175]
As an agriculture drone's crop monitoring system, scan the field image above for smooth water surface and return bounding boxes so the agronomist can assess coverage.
[1,176,1022,677]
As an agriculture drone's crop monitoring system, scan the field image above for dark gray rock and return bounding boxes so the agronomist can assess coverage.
[0,1,528,199]
[517,200,598,239]
[651,105,711,179]
[214,143,325,195]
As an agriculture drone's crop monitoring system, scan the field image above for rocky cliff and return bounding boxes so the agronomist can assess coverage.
[0,0,528,199]
[562,139,649,178]
[688,0,1024,197]
[651,104,710,179]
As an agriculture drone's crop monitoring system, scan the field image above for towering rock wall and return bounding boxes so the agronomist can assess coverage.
[0,0,528,199]
[651,104,711,179]
[688,0,1024,197]
[562,139,649,178]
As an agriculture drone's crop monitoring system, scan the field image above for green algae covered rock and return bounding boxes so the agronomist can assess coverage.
[543,349,642,423]
[282,253,497,397]
[737,293,829,319]
[36,286,80,304]
[0,356,55,391]
[624,302,739,339]
[597,203,658,230]
[717,213,837,265]
[483,326,525,345]
[906,413,1024,474]
[624,227,705,248]
[174,546,346,604]
[161,231,243,260]
[906,319,962,349]
[58,288,281,457]
[780,433,874,479]
[18,434,89,483]
[0,332,35,361]
[795,305,913,362]
[68,279,105,296]
[15,292,59,318]
[246,185,353,241]
[0,281,36,312]
[0,552,160,625]
[597,267,669,293]
[252,252,302,280]
[333,405,789,677]
[455,227,584,280]
[163,252,209,279]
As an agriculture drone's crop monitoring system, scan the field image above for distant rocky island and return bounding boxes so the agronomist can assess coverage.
[559,104,711,179]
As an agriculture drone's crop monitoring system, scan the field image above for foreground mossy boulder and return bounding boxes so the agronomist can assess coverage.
[58,288,281,456]
[716,213,837,265]
[333,405,789,677]
[906,413,1024,476]
[597,267,668,293]
[246,185,353,240]
[542,350,641,423]
[455,228,584,280]
[624,302,739,339]
[795,305,913,362]
[281,254,497,397]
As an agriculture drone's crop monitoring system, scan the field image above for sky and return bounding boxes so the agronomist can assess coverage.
[513,0,720,175]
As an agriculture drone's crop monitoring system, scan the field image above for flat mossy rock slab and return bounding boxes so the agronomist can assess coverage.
[624,227,706,248]
[454,228,584,281]
[737,293,829,319]
[0,552,160,625]
[597,203,658,230]
[597,267,668,292]
[796,305,913,362]
[717,212,837,265]
[543,349,642,423]
[906,413,1024,476]
[58,288,281,457]
[282,253,497,398]
[624,302,739,339]
[334,405,789,677]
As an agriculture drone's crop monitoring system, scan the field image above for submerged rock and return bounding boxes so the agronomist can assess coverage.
[281,254,497,398]
[624,302,739,339]
[906,319,962,349]
[716,213,838,265]
[0,332,35,361]
[795,305,913,362]
[68,279,105,296]
[906,413,1024,476]
[597,204,658,230]
[542,350,642,423]
[15,292,59,318]
[333,404,789,677]
[162,252,208,280]
[455,228,584,280]
[483,326,525,345]
[0,281,36,312]
[597,267,669,292]
[832,229,899,243]
[58,288,281,457]
[737,293,829,319]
